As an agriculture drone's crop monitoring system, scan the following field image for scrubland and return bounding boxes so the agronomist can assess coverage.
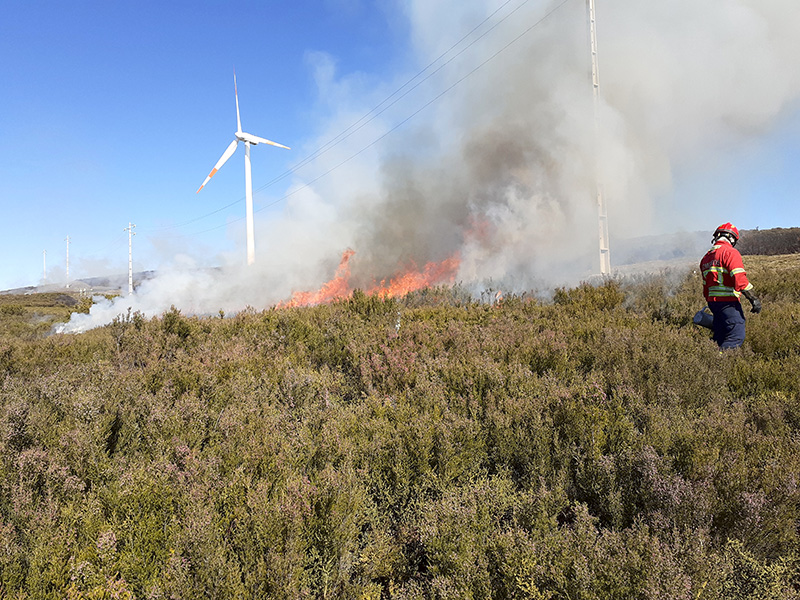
[0,254,799,599]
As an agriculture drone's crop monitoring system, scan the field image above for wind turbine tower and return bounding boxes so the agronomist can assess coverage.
[197,72,290,266]
[588,0,611,274]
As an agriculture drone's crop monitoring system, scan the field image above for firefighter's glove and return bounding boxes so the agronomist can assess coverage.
[750,297,762,314]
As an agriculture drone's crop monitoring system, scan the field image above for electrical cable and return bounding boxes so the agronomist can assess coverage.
[251,0,532,194]
[188,0,573,236]
[83,233,128,259]
[33,0,576,284]
[149,0,535,235]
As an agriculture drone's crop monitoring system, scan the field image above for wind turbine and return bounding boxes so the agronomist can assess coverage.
[197,72,290,265]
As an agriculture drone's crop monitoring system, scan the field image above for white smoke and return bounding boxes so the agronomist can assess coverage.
[59,0,800,332]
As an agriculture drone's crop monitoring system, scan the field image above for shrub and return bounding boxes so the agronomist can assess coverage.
[0,254,799,597]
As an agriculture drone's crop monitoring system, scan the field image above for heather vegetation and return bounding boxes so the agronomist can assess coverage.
[0,293,92,340]
[0,254,799,599]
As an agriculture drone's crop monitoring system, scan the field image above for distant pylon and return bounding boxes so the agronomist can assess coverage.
[124,223,136,295]
[65,236,71,288]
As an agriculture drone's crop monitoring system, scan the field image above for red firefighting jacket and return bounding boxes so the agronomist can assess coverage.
[700,239,753,302]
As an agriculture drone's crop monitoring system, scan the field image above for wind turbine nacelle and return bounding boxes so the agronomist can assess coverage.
[235,130,290,150]
[236,132,265,145]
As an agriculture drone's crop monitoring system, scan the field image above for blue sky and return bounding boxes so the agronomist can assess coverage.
[0,0,410,290]
[2,0,799,293]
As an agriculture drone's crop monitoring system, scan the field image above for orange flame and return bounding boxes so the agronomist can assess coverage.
[280,250,460,308]
[368,254,461,299]
[280,249,355,308]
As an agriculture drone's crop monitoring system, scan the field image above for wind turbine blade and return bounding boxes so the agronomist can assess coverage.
[248,134,291,150]
[196,139,239,193]
[234,71,242,134]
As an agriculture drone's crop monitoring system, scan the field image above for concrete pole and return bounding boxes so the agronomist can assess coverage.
[65,236,70,288]
[588,0,611,275]
[124,223,136,295]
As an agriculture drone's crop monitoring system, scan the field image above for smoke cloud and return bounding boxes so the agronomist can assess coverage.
[59,0,800,332]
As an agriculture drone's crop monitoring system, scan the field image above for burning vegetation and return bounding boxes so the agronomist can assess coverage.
[279,249,461,308]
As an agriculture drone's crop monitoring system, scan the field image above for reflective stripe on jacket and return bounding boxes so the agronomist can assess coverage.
[700,239,753,302]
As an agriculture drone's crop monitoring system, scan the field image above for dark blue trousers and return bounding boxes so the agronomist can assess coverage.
[708,301,746,349]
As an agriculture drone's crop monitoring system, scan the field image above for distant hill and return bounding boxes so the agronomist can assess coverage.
[611,231,709,267]
[737,227,800,255]
[0,270,157,296]
[2,229,796,296]
[597,227,800,269]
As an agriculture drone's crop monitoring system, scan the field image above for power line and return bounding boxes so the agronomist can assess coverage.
[188,0,574,237]
[25,0,579,285]
[252,0,534,194]
[84,232,128,260]
[150,0,534,235]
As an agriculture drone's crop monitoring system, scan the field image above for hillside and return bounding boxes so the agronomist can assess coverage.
[739,228,800,256]
[0,254,798,598]
[601,227,800,268]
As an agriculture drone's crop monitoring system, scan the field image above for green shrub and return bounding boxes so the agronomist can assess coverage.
[554,279,625,311]
[0,256,799,597]
[0,304,25,316]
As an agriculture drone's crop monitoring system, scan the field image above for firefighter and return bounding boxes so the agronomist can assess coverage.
[700,223,761,349]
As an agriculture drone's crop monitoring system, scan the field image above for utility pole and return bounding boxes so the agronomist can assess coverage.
[588,0,611,275]
[65,236,71,288]
[124,223,136,296]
